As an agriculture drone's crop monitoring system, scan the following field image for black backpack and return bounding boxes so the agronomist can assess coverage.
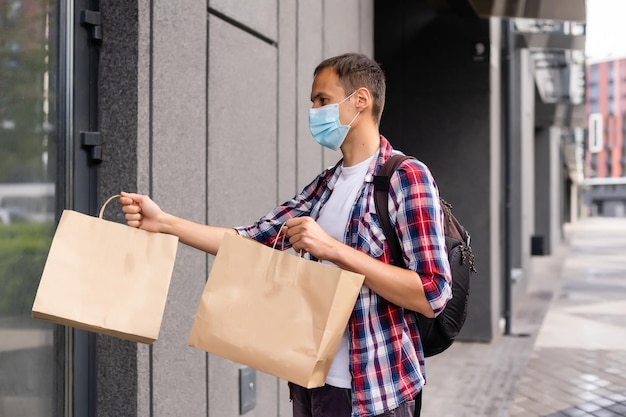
[373,154,476,357]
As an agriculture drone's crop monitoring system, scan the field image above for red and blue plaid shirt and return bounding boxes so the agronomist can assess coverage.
[236,136,452,416]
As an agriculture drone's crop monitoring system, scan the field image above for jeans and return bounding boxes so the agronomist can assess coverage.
[375,392,422,417]
[289,383,352,417]
[289,383,422,417]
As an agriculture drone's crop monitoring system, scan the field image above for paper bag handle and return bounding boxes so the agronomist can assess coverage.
[272,226,288,250]
[272,225,304,258]
[98,194,121,219]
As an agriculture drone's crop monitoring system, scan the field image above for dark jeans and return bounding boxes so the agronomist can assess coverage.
[289,383,422,417]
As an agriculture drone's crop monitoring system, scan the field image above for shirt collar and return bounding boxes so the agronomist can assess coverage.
[325,135,395,188]
[364,135,394,183]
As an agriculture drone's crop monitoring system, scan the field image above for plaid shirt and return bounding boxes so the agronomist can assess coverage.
[235,136,452,416]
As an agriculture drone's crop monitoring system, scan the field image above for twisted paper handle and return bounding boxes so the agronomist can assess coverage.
[98,194,121,219]
[271,225,304,257]
[272,226,287,250]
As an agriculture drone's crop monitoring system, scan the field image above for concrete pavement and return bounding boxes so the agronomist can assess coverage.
[420,217,626,417]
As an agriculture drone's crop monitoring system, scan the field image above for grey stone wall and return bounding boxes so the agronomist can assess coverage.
[97,0,374,416]
[96,1,139,416]
[96,0,568,413]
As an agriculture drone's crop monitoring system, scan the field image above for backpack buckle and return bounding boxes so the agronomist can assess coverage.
[373,175,390,191]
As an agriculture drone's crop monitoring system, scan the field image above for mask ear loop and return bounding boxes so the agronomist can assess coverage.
[341,90,360,127]
[347,111,360,127]
[340,90,357,104]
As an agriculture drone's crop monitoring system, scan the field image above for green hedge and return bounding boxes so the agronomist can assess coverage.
[0,222,54,315]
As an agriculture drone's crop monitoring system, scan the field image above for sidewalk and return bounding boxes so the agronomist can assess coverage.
[420,217,626,417]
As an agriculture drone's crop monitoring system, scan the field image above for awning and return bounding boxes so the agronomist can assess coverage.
[514,19,586,50]
[532,49,586,129]
[427,0,586,22]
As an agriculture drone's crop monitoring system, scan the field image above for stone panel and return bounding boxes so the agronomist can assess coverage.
[520,48,536,282]
[209,0,277,42]
[137,0,151,197]
[208,357,240,417]
[207,15,278,227]
[323,0,360,57]
[359,0,374,58]
[321,0,365,168]
[207,14,279,417]
[296,2,324,191]
[136,0,151,414]
[277,0,298,204]
[151,0,208,415]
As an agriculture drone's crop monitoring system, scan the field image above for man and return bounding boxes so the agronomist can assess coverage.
[120,52,451,417]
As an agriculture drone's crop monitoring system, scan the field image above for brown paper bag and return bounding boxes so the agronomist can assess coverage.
[32,195,179,344]
[188,233,365,388]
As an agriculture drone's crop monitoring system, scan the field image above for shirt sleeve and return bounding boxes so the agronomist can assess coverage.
[234,167,333,248]
[389,159,452,316]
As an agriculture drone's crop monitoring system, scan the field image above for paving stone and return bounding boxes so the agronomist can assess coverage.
[562,408,593,417]
[589,409,622,417]
[575,402,603,412]
[421,219,626,417]
[592,397,617,408]
[606,393,626,402]
[606,403,626,414]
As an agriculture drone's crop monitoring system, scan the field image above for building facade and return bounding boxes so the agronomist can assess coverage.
[0,1,585,416]
[584,57,626,217]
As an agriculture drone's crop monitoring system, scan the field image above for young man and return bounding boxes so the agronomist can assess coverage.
[120,53,451,417]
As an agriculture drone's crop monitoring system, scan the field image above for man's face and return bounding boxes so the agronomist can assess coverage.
[310,67,347,108]
[310,67,355,125]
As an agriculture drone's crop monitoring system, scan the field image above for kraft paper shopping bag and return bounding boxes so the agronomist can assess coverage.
[32,195,179,344]
[188,233,365,388]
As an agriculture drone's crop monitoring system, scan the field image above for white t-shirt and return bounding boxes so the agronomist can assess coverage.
[316,154,374,389]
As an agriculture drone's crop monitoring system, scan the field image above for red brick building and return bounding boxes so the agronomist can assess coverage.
[585,57,626,216]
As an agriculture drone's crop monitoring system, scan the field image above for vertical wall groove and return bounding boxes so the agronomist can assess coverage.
[205,4,211,416]
[148,0,154,415]
[295,0,300,191]
[276,0,280,205]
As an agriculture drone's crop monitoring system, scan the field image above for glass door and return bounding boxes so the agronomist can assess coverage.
[0,1,66,415]
[1,0,101,413]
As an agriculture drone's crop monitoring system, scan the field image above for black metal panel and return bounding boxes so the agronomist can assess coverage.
[72,0,101,415]
[426,0,479,18]
[374,0,493,342]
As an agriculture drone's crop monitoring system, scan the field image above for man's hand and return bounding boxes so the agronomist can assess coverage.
[284,217,339,261]
[285,216,434,314]
[119,191,165,233]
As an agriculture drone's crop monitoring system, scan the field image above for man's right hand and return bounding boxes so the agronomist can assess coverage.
[119,191,236,255]
[119,191,166,233]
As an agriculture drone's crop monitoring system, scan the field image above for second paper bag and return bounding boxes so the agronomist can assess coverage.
[188,233,364,388]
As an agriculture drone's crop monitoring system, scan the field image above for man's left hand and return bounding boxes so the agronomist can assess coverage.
[284,217,339,261]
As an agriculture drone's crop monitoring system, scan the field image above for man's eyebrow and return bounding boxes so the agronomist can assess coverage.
[310,92,324,102]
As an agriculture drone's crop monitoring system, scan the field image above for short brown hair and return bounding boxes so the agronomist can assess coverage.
[314,53,386,124]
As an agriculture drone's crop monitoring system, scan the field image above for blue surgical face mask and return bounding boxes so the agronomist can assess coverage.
[309,91,361,151]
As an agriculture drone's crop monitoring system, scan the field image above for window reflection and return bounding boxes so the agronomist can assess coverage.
[0,0,60,415]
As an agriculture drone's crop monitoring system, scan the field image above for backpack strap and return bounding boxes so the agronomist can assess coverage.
[373,154,413,268]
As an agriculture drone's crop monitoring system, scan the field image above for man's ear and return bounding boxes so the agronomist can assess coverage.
[354,87,372,113]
